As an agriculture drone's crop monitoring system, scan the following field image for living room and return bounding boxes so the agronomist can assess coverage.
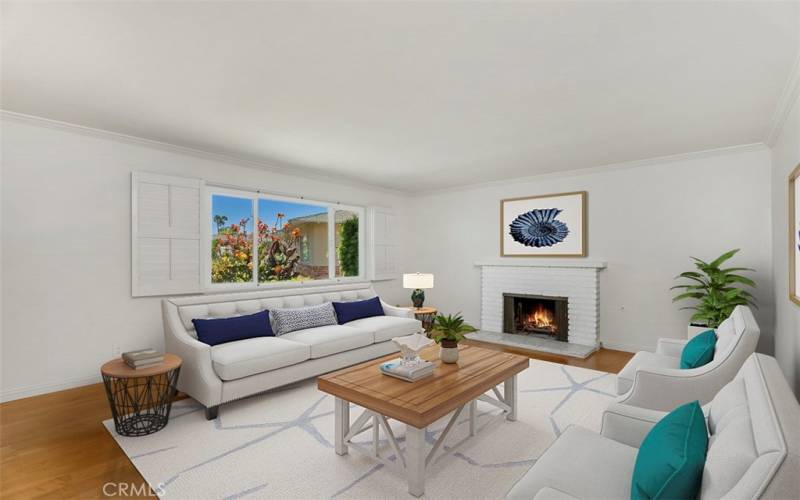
[1,1,799,499]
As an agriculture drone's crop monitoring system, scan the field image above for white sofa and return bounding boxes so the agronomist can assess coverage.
[506,353,800,500]
[616,305,760,411]
[162,284,420,419]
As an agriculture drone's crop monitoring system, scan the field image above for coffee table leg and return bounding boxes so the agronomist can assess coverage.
[335,397,349,456]
[504,374,518,422]
[406,425,426,497]
[469,400,477,436]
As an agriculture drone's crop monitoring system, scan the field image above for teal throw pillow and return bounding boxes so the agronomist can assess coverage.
[680,329,716,369]
[631,400,708,500]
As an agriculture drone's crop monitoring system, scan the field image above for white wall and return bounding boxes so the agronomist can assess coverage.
[771,91,800,393]
[0,114,782,402]
[410,147,775,353]
[0,116,412,401]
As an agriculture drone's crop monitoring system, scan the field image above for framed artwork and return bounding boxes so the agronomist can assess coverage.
[500,191,587,257]
[790,163,800,306]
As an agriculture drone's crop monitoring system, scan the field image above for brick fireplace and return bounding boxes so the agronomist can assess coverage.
[476,259,606,349]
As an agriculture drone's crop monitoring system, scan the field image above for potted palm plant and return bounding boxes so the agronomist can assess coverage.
[429,312,477,363]
[671,248,757,336]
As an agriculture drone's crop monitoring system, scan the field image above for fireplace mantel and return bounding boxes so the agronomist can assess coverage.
[475,259,606,269]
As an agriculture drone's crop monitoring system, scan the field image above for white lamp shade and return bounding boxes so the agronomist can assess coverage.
[403,273,434,289]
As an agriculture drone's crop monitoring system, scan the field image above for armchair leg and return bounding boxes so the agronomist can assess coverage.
[205,405,219,420]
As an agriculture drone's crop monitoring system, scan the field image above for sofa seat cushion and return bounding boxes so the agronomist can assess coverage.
[211,337,310,381]
[617,351,681,395]
[281,325,373,358]
[506,426,637,500]
[343,315,421,343]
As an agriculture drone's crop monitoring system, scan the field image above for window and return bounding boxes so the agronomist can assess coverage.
[335,209,359,277]
[211,194,254,284]
[258,198,328,282]
[206,187,364,288]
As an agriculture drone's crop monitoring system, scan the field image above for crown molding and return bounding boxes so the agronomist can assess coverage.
[411,142,769,197]
[1,110,771,198]
[765,49,800,147]
[0,110,407,197]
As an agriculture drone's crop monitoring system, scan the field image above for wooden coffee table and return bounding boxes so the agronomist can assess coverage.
[317,344,529,497]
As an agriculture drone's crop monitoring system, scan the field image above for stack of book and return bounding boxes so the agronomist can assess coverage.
[122,349,164,369]
[379,358,435,382]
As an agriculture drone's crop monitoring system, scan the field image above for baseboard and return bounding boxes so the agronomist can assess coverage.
[0,374,102,403]
[599,340,650,353]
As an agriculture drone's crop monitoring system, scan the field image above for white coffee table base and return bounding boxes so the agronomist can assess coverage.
[333,374,518,497]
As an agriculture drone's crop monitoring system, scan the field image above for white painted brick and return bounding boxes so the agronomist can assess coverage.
[480,264,600,346]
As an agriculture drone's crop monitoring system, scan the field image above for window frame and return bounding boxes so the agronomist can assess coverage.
[203,185,366,291]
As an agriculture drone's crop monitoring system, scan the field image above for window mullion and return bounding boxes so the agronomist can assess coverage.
[328,206,336,280]
[252,196,258,286]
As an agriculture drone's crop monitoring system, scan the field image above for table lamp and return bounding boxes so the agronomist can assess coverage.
[403,273,434,308]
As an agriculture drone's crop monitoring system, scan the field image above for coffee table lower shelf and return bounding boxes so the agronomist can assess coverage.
[332,374,518,497]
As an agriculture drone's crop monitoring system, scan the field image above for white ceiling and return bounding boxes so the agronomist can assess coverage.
[2,1,799,192]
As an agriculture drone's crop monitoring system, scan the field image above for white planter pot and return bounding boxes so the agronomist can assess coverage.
[688,324,714,339]
[439,346,459,364]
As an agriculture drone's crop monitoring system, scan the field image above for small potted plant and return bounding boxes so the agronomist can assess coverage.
[429,312,477,363]
[671,248,757,337]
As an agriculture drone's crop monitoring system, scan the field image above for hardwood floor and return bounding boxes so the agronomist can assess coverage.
[0,347,632,499]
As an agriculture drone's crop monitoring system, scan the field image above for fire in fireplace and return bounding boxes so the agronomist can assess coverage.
[502,293,568,342]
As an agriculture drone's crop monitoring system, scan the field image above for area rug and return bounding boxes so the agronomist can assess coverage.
[104,360,616,499]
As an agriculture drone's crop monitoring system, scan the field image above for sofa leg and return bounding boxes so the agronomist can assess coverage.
[205,405,219,420]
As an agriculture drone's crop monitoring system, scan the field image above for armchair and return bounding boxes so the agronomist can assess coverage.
[506,354,799,500]
[615,305,759,411]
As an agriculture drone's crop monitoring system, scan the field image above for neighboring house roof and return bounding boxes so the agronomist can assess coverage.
[289,211,356,225]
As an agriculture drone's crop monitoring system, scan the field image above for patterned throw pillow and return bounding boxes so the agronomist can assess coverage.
[271,302,337,336]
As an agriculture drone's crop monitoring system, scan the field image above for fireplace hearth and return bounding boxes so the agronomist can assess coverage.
[503,293,568,342]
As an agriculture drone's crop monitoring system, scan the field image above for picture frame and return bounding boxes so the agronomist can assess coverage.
[790,163,800,306]
[500,191,587,257]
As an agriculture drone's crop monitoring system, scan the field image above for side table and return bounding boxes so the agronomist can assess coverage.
[101,353,182,437]
[408,306,438,333]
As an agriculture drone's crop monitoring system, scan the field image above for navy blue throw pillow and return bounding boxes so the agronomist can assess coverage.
[192,310,273,346]
[333,297,385,324]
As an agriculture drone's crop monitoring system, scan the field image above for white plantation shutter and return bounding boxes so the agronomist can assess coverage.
[367,207,400,281]
[132,172,202,297]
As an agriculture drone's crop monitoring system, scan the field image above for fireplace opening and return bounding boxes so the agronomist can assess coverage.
[503,293,568,342]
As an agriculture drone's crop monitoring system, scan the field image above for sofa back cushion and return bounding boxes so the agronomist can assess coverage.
[713,306,759,362]
[701,355,788,499]
[174,286,376,338]
[631,401,708,500]
[192,310,273,346]
[333,296,385,324]
[271,302,337,336]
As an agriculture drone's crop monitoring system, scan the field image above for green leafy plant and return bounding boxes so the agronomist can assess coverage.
[430,312,477,348]
[338,217,359,276]
[671,249,757,328]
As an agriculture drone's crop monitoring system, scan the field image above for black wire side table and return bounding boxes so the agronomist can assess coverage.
[101,354,182,437]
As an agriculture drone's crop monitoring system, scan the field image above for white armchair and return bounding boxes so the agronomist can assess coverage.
[615,305,759,411]
[506,354,799,500]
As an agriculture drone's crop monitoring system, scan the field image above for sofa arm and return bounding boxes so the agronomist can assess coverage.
[617,365,717,411]
[381,301,415,319]
[162,300,223,408]
[655,337,688,358]
[601,402,666,448]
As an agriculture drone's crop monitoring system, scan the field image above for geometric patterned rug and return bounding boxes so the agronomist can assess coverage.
[104,360,616,499]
